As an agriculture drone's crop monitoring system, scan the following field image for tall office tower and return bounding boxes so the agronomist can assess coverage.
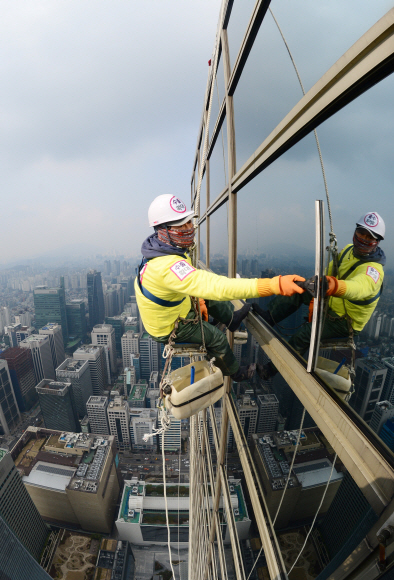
[146,388,160,409]
[1,306,11,327]
[120,276,134,302]
[73,345,106,396]
[0,360,21,435]
[351,358,387,423]
[0,310,4,335]
[362,310,378,338]
[66,299,87,341]
[16,428,120,533]
[39,323,65,371]
[91,324,117,375]
[0,348,36,412]
[105,315,126,357]
[0,515,51,580]
[389,318,394,338]
[236,395,259,441]
[113,260,121,276]
[124,316,139,332]
[104,260,111,275]
[380,417,394,451]
[158,409,181,451]
[0,449,48,560]
[6,323,22,347]
[86,396,110,434]
[130,353,141,382]
[139,332,161,380]
[149,371,159,390]
[19,334,55,383]
[56,359,93,418]
[257,394,279,433]
[33,282,68,343]
[36,380,80,432]
[15,312,33,327]
[369,401,394,435]
[121,331,140,368]
[129,296,138,317]
[87,270,105,329]
[381,357,394,403]
[318,472,378,571]
[107,397,130,449]
[129,408,157,450]
[123,366,136,397]
[104,287,117,317]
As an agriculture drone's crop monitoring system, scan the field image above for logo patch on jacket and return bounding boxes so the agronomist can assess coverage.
[170,260,195,280]
[366,266,380,283]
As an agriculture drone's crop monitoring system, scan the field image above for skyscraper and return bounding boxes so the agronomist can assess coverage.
[121,331,140,369]
[351,358,387,423]
[87,270,105,329]
[19,335,55,383]
[0,360,21,435]
[105,315,126,357]
[107,397,130,449]
[56,359,93,418]
[0,348,37,412]
[236,395,259,441]
[33,282,68,343]
[86,396,110,434]
[381,357,394,403]
[73,345,106,396]
[139,332,161,380]
[129,408,157,450]
[257,394,279,433]
[0,449,48,560]
[0,515,51,580]
[66,299,87,341]
[36,380,80,432]
[369,401,394,435]
[91,324,117,376]
[39,323,65,371]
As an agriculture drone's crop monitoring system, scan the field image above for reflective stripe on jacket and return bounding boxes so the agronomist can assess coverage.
[135,254,260,337]
[327,244,384,331]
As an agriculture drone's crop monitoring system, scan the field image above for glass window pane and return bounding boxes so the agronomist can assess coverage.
[210,203,229,275]
[216,50,226,107]
[209,117,228,201]
[199,219,207,264]
[198,170,207,216]
[227,0,256,70]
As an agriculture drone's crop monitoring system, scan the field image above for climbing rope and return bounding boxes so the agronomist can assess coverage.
[161,428,177,580]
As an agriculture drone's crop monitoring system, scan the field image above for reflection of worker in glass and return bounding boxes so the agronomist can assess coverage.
[260,212,386,379]
[135,194,305,382]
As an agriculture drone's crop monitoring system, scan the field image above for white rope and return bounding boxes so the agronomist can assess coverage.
[143,406,171,442]
[288,453,338,575]
[162,427,177,580]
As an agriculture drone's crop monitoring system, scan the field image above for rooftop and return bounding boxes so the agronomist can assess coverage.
[0,448,7,461]
[57,358,87,373]
[36,379,71,393]
[74,344,101,355]
[19,334,49,345]
[92,324,113,332]
[129,384,147,402]
[40,323,61,331]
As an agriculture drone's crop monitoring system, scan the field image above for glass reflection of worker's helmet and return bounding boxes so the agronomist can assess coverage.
[148,194,195,228]
[356,212,385,240]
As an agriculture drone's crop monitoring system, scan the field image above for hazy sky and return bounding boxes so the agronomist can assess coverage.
[1,1,393,268]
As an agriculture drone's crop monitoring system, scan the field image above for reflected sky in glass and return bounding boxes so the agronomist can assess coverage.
[210,202,229,274]
[209,117,228,203]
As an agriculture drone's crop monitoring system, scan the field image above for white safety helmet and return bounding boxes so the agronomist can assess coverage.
[148,194,195,228]
[356,212,385,240]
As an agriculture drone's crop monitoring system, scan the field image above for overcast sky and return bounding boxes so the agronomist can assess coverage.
[1,1,393,268]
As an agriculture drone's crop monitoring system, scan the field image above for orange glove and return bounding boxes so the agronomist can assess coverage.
[278,275,306,296]
[325,276,339,296]
[199,298,208,321]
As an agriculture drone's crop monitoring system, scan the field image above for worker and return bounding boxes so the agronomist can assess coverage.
[259,212,386,379]
[135,194,306,382]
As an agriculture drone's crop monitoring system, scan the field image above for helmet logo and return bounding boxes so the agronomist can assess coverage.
[364,213,379,228]
[170,196,186,213]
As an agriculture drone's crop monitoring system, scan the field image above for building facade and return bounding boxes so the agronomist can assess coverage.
[73,345,106,396]
[56,359,93,418]
[0,360,21,435]
[139,333,161,380]
[36,380,80,433]
[66,299,87,341]
[87,270,105,329]
[91,324,117,376]
[351,358,387,423]
[257,394,279,433]
[19,335,55,384]
[0,347,37,412]
[33,282,68,343]
[129,409,157,450]
[86,396,110,435]
[39,323,65,371]
[107,397,131,449]
[121,331,140,369]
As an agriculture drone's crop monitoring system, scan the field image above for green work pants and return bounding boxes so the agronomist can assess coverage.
[269,293,354,355]
[152,300,239,376]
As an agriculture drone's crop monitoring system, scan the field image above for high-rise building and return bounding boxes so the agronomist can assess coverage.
[36,380,80,432]
[91,324,117,376]
[107,397,130,449]
[0,448,48,560]
[0,515,51,580]
[105,315,126,357]
[33,282,68,343]
[257,394,279,433]
[73,345,106,396]
[0,348,37,412]
[158,409,181,451]
[14,427,120,533]
[129,408,157,450]
[56,359,93,418]
[87,270,105,329]
[86,396,110,434]
[120,276,134,302]
[236,395,259,441]
[66,299,87,341]
[19,334,55,383]
[113,260,121,276]
[121,331,140,369]
[104,260,111,276]
[0,360,21,435]
[130,353,141,382]
[139,332,161,380]
[128,383,147,408]
[381,357,394,403]
[380,417,394,451]
[96,538,134,579]
[351,358,387,423]
[39,323,65,371]
[369,401,394,435]
[124,316,139,332]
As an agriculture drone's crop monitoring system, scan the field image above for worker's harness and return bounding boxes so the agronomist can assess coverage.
[137,257,186,308]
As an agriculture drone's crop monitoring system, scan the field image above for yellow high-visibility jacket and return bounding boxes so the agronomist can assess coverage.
[135,254,266,337]
[327,244,384,331]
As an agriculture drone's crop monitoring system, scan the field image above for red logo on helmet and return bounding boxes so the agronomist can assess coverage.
[170,196,186,213]
[364,213,379,228]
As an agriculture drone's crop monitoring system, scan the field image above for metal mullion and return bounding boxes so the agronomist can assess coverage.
[205,186,229,219]
[206,157,210,267]
[231,9,394,194]
[207,98,226,162]
[227,0,271,96]
[195,415,209,579]
[226,393,288,580]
